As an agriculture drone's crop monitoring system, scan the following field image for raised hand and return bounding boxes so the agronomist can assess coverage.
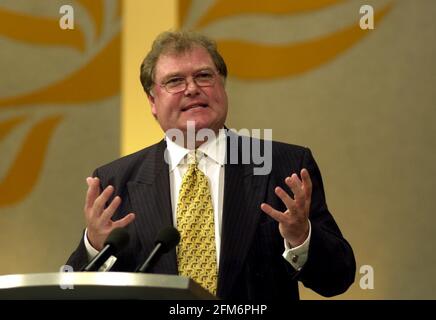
[84,177,135,251]
[260,168,312,247]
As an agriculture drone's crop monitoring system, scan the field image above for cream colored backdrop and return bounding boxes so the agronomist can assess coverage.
[0,1,121,273]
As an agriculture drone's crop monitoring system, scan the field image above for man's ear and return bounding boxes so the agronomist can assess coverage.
[147,93,157,117]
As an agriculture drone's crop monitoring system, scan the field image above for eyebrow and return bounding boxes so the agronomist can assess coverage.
[159,67,215,82]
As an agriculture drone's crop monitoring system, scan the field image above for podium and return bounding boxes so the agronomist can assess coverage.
[0,272,216,300]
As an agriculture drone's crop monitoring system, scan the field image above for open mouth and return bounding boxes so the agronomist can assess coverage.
[181,104,208,111]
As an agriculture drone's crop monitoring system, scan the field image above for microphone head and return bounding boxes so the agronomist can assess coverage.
[104,228,130,253]
[155,226,180,253]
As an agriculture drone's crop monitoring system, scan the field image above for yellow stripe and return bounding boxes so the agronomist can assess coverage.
[0,33,121,108]
[218,3,393,79]
[0,116,27,141]
[0,6,85,51]
[76,0,104,37]
[0,116,63,207]
[121,0,177,155]
[178,0,192,27]
[195,0,346,28]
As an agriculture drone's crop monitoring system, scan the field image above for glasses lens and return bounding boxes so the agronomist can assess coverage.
[194,71,215,86]
[163,71,217,93]
[165,78,185,93]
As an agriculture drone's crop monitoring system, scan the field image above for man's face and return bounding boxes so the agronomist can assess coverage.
[148,46,228,135]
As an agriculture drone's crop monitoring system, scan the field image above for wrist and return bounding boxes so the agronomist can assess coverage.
[287,222,309,247]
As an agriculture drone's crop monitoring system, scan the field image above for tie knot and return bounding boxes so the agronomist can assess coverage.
[186,152,196,165]
[186,150,204,165]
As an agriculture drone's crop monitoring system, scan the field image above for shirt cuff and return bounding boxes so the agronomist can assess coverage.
[282,220,311,271]
[83,229,118,271]
[84,228,99,261]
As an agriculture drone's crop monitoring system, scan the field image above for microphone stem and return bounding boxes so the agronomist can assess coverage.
[137,243,162,273]
[82,244,111,272]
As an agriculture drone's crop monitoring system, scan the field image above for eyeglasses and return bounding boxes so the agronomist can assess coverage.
[158,69,218,94]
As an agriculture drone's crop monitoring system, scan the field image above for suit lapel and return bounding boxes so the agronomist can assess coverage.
[127,140,177,274]
[217,132,269,297]
[124,134,269,292]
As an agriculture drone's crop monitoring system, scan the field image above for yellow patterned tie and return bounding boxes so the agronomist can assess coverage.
[177,151,217,295]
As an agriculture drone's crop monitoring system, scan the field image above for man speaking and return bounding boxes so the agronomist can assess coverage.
[67,30,355,299]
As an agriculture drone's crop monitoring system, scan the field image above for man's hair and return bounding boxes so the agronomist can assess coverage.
[140,30,228,96]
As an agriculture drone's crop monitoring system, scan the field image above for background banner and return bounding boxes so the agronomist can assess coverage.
[0,0,120,274]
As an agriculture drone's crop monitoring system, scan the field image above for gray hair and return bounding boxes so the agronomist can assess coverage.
[140,30,228,96]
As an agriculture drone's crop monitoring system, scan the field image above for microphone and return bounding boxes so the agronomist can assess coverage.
[136,226,180,273]
[81,228,130,272]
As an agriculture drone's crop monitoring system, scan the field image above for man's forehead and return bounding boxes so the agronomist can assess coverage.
[154,47,214,76]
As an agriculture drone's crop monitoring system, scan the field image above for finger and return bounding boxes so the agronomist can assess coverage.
[84,177,101,215]
[113,213,136,229]
[301,169,312,199]
[260,203,287,224]
[289,174,307,211]
[100,195,122,222]
[274,186,295,211]
[92,185,115,218]
[286,175,305,205]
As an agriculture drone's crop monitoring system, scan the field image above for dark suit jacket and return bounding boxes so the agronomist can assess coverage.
[67,131,356,299]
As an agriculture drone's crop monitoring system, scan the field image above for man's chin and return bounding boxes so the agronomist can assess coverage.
[163,120,223,148]
[180,119,213,132]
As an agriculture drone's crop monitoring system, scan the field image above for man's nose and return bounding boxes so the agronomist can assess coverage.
[184,78,200,96]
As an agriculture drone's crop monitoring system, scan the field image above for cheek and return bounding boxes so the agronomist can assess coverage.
[155,97,181,118]
[213,88,228,111]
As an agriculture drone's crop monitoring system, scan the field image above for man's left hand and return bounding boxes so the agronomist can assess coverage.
[261,168,312,247]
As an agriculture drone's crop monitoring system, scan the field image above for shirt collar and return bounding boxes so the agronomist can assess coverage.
[165,129,227,172]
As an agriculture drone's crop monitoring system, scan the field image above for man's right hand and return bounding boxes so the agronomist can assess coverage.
[84,177,136,251]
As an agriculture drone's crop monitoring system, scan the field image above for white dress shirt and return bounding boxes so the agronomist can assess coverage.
[85,129,311,271]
